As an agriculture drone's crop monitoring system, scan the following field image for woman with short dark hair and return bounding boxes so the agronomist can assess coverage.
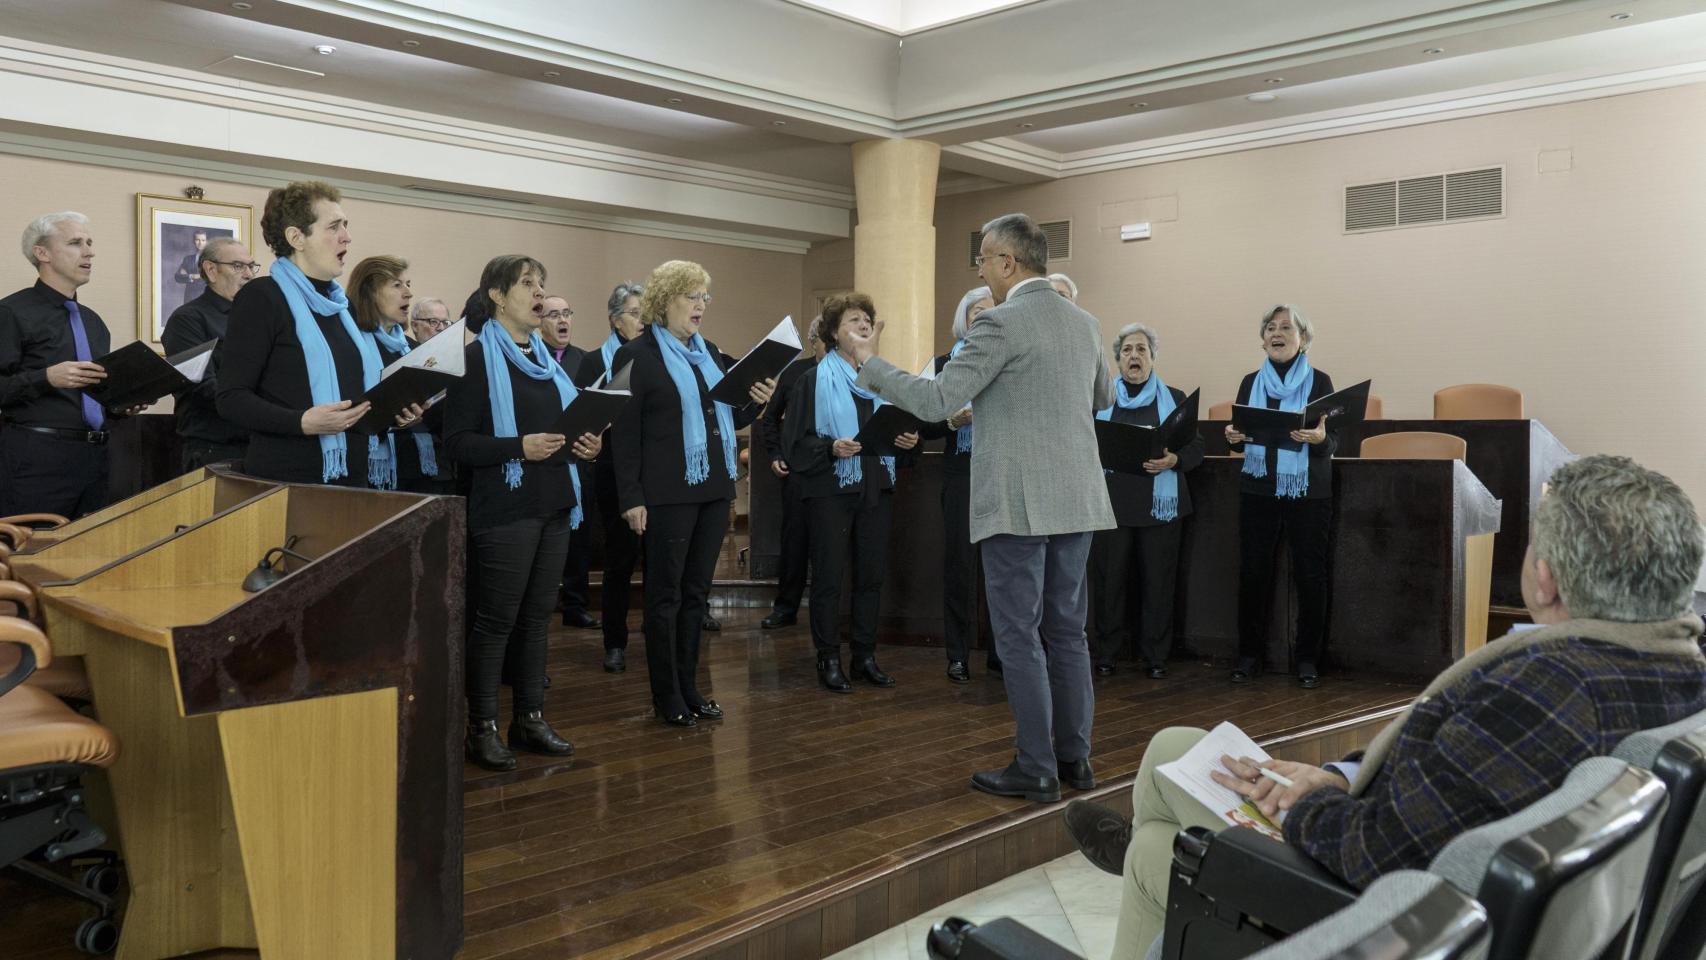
[445,254,601,770]
[347,253,451,494]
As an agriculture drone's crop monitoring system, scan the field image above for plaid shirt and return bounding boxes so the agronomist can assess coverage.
[1285,636,1706,888]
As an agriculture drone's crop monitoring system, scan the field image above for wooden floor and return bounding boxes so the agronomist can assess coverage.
[2,609,1420,960]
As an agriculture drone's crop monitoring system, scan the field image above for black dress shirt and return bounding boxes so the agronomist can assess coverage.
[444,339,579,530]
[752,354,814,464]
[216,276,370,485]
[609,332,757,513]
[1102,381,1205,527]
[0,280,112,430]
[782,364,897,501]
[1229,358,1339,500]
[162,289,246,445]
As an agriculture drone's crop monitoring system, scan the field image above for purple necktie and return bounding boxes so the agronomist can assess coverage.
[64,300,105,430]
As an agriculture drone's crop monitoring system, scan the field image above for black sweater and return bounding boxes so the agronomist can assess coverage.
[1229,358,1339,499]
[1101,382,1205,527]
[217,276,370,485]
[781,363,899,501]
[443,339,579,530]
[608,331,757,513]
[376,334,445,490]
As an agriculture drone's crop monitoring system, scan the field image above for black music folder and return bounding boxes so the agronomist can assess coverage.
[1095,389,1200,474]
[1231,379,1371,448]
[708,317,801,406]
[86,339,217,411]
[549,362,632,451]
[852,403,926,455]
[352,320,467,434]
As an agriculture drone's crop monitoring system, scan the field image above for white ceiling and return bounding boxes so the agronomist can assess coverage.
[782,0,1044,33]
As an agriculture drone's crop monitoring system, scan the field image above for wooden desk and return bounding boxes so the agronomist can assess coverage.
[35,480,464,960]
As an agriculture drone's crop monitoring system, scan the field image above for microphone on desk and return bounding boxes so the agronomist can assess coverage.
[241,535,313,592]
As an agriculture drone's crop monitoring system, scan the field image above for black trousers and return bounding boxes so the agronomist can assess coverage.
[465,511,573,721]
[559,464,594,617]
[597,474,642,651]
[770,473,809,617]
[181,438,249,473]
[643,499,727,712]
[1088,521,1184,668]
[941,469,982,664]
[807,490,891,660]
[0,428,109,519]
[1237,494,1333,669]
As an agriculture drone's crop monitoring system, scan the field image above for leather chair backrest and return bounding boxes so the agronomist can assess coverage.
[1433,384,1523,420]
[1246,871,1489,960]
[1613,712,1706,960]
[1360,431,1466,461]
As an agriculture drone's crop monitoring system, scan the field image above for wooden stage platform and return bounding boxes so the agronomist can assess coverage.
[3,609,1419,960]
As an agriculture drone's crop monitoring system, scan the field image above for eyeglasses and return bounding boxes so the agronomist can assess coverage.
[972,252,1012,269]
[211,259,263,275]
[542,310,573,320]
[413,318,451,330]
[682,292,713,305]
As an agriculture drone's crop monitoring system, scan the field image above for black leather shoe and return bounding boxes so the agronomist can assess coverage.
[603,648,626,673]
[1064,799,1131,875]
[1230,657,1261,684]
[466,719,517,771]
[509,711,574,756]
[853,657,895,688]
[688,699,724,720]
[946,660,970,684]
[760,612,797,629]
[971,761,1061,803]
[1146,664,1168,680]
[1297,662,1320,689]
[655,704,697,727]
[1094,663,1115,677]
[563,610,602,629]
[817,657,853,693]
[701,614,722,632]
[1058,758,1096,791]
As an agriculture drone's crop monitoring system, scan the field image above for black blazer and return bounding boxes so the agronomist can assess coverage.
[781,363,899,501]
[443,339,579,530]
[217,276,370,486]
[752,354,815,465]
[1102,382,1205,527]
[608,330,757,513]
[1229,362,1338,500]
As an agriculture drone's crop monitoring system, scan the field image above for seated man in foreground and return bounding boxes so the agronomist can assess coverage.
[1066,453,1706,958]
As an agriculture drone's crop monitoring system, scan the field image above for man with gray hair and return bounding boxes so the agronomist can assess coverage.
[846,212,1115,803]
[408,297,451,345]
[0,212,143,516]
[1066,454,1706,956]
[162,236,259,470]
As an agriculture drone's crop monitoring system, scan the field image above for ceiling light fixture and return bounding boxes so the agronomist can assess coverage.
[1246,92,1277,103]
[401,39,421,47]
[313,44,336,55]
[1609,12,1631,19]
[1130,101,1149,109]
[1265,77,1284,84]
[231,1,252,9]
[665,97,683,104]
[1018,122,1035,129]
[1423,47,1445,55]
[543,70,561,77]
[771,120,787,126]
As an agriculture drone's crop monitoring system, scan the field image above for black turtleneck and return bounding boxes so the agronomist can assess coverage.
[1231,352,1338,499]
[217,274,371,485]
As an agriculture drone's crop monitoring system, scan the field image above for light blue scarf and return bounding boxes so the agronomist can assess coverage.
[1097,374,1179,522]
[816,351,896,488]
[371,322,439,479]
[477,321,584,529]
[651,324,737,484]
[1242,354,1315,498]
[598,331,623,383]
[271,258,391,487]
[948,339,973,454]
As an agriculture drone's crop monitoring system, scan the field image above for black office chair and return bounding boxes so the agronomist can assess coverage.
[1612,711,1706,960]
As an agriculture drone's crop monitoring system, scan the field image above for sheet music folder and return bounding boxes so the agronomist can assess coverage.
[352,320,467,434]
[86,339,217,411]
[1095,389,1200,474]
[548,363,632,458]
[708,317,801,406]
[1231,379,1371,448]
[851,404,927,455]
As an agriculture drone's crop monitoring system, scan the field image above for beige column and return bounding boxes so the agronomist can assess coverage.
[851,138,941,375]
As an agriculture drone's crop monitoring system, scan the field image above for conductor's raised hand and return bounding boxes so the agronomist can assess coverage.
[1291,414,1328,446]
[570,431,601,461]
[1143,450,1178,474]
[845,316,883,366]
[831,438,862,458]
[893,431,919,451]
[623,505,647,535]
[301,399,370,436]
[748,377,777,406]
[522,432,565,461]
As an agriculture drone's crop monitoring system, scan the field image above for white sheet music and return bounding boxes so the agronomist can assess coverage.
[379,319,467,379]
[1155,722,1285,839]
[764,315,801,350]
[171,347,214,383]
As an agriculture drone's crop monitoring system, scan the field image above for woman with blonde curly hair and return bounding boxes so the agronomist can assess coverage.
[609,260,776,727]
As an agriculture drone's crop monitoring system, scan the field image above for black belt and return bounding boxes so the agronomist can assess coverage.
[14,424,109,444]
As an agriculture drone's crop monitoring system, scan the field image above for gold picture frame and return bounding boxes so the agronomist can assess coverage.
[135,194,253,345]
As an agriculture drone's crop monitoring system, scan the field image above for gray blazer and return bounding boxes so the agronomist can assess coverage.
[857,279,1116,542]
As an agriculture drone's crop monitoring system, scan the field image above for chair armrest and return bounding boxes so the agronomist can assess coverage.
[0,513,69,529]
[0,581,37,620]
[0,616,50,697]
[1189,827,1360,933]
[0,523,29,550]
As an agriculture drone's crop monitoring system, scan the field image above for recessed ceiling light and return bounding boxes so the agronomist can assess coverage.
[665,97,683,104]
[1246,92,1277,103]
[1018,122,1035,128]
[1610,12,1632,19]
[231,1,252,9]
[1423,47,1445,55]
[1265,77,1285,84]
[771,120,787,126]
[401,39,421,48]
[313,44,336,56]
[543,70,560,77]
[1130,101,1149,109]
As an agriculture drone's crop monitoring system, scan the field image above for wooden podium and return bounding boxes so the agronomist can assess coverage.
[17,476,464,960]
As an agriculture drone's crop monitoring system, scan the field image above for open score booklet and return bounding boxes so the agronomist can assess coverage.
[1155,722,1285,840]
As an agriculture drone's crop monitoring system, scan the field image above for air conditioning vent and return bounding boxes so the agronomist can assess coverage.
[967,219,1072,268]
[1345,166,1503,233]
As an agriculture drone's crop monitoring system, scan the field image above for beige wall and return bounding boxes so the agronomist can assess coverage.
[0,153,804,363]
[929,82,1706,509]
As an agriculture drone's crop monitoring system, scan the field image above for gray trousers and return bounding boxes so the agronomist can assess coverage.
[979,531,1096,779]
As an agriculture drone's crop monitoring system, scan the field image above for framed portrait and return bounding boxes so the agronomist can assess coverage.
[135,194,253,345]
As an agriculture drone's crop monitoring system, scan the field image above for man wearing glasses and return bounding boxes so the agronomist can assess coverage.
[407,297,451,346]
[161,237,259,470]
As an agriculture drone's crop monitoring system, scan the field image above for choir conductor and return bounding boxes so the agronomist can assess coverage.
[843,212,1115,803]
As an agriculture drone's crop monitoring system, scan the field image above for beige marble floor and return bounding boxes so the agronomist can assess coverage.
[826,851,1122,960]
